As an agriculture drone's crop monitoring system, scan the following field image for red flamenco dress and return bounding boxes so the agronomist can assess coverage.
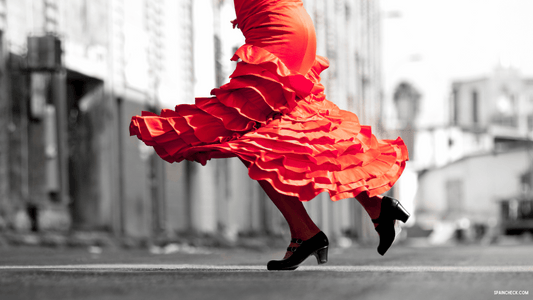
[129,0,409,202]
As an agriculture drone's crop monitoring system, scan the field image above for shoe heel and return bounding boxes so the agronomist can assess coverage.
[394,202,410,223]
[313,247,328,264]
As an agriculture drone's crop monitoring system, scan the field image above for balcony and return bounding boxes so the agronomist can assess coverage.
[490,114,518,128]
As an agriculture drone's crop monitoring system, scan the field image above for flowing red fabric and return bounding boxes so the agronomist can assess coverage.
[130,0,408,201]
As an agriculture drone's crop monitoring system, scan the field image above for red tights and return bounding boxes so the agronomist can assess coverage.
[258,180,383,239]
[258,180,383,258]
[242,158,383,248]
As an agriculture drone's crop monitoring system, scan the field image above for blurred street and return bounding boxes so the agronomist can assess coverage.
[1,242,532,300]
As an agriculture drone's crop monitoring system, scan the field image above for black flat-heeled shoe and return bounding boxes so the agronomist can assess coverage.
[267,231,329,271]
[372,196,410,256]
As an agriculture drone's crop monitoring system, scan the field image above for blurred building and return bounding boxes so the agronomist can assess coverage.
[413,65,533,237]
[0,0,386,244]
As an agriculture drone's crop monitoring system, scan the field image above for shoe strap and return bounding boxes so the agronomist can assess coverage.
[287,246,298,253]
[290,238,303,245]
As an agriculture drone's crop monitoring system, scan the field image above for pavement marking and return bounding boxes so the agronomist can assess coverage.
[1,264,532,273]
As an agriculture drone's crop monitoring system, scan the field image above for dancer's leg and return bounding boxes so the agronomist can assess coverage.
[355,192,383,220]
[240,158,320,240]
[258,180,320,259]
[240,159,320,258]
[258,180,320,240]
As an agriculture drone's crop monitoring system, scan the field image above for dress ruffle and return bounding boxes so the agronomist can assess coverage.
[130,45,408,201]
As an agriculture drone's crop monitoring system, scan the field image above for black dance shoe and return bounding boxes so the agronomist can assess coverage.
[372,196,410,256]
[267,231,329,271]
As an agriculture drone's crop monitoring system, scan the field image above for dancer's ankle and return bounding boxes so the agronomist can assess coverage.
[356,193,383,220]
[368,195,383,220]
[292,227,320,241]
[284,229,321,259]
[283,241,301,259]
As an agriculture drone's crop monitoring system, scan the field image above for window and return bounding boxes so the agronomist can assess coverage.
[472,90,479,124]
[446,179,463,214]
[452,89,459,125]
[528,115,533,131]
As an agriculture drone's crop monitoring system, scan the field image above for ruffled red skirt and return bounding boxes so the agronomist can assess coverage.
[130,0,408,201]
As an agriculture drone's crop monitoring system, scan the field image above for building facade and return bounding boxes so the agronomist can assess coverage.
[0,0,386,243]
[413,65,533,237]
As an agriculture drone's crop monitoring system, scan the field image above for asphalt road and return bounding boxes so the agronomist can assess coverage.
[0,243,532,300]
